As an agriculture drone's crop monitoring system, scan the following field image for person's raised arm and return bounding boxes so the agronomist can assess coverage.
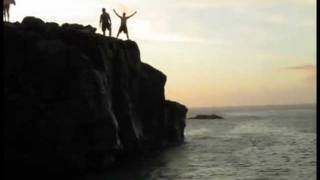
[113,9,121,18]
[127,11,137,19]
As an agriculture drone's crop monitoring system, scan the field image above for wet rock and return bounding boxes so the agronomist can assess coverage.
[165,101,188,143]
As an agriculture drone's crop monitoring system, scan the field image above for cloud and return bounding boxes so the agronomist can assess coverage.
[305,74,316,82]
[283,64,315,71]
[283,64,316,83]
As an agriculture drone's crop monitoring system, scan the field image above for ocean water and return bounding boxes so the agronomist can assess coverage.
[81,104,316,180]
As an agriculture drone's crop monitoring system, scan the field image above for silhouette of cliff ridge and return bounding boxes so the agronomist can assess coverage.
[4,17,188,174]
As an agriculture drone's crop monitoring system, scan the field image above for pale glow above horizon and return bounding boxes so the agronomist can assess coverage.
[8,0,316,107]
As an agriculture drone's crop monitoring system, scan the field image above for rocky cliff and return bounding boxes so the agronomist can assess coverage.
[4,17,188,175]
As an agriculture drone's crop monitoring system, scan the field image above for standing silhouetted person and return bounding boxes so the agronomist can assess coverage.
[113,9,137,40]
[3,0,15,22]
[100,8,112,36]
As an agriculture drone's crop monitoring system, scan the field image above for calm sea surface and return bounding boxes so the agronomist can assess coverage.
[80,104,316,180]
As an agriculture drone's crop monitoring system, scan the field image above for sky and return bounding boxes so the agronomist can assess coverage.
[8,0,316,107]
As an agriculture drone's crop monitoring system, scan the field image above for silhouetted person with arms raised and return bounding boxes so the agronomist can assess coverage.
[99,8,112,36]
[3,0,16,22]
[113,9,137,40]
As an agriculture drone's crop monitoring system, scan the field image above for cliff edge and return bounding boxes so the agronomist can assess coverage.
[4,17,188,174]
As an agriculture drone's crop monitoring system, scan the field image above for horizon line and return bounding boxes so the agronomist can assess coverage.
[188,102,316,109]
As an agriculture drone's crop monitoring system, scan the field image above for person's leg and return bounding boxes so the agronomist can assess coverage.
[3,8,6,22]
[4,5,10,22]
[116,28,122,38]
[7,5,10,22]
[108,26,112,36]
[109,29,112,36]
[3,7,6,21]
[102,25,107,36]
[126,32,129,40]
[116,31,120,38]
[125,27,129,40]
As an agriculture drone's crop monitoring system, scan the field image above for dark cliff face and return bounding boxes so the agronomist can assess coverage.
[4,17,188,174]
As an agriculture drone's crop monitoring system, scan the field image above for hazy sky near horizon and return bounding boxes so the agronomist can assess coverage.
[9,0,316,107]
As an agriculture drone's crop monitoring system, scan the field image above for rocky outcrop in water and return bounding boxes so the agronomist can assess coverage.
[4,17,188,175]
[189,114,224,120]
